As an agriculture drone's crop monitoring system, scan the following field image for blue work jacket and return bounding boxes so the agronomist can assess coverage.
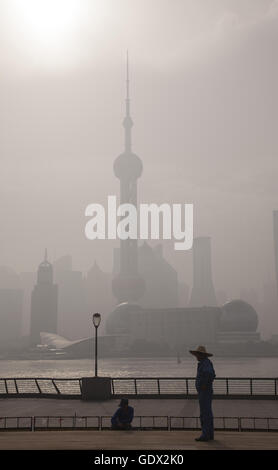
[111,406,134,426]
[195,357,216,393]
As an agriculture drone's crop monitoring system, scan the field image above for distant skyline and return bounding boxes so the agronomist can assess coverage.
[0,0,277,302]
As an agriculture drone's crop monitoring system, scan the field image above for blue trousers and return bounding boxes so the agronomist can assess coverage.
[198,390,214,439]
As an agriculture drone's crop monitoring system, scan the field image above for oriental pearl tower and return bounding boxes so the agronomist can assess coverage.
[112,53,145,304]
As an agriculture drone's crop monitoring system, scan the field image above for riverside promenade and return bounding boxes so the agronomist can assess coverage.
[0,397,277,450]
[0,429,277,450]
[0,376,277,450]
[0,396,277,418]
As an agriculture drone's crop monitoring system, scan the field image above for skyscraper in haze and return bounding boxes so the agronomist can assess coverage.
[113,243,179,308]
[53,255,86,340]
[0,267,23,346]
[189,237,217,307]
[112,54,145,304]
[30,250,58,345]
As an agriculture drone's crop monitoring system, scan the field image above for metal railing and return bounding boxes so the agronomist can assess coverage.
[112,377,278,399]
[0,415,277,432]
[0,377,277,399]
[0,378,82,398]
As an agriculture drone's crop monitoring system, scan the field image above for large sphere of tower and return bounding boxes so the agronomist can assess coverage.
[114,152,143,181]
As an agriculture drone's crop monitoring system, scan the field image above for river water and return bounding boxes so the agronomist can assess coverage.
[0,357,277,378]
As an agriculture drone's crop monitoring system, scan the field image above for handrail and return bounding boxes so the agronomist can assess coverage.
[1,376,276,382]
[0,415,277,432]
[0,376,276,380]
[0,377,277,399]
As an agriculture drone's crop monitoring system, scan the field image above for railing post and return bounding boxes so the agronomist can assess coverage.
[250,379,253,396]
[226,378,229,396]
[52,379,60,395]
[35,379,41,394]
[157,379,160,396]
[134,379,137,396]
[186,379,189,396]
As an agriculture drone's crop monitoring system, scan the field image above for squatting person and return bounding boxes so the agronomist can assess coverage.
[190,345,216,442]
[111,398,134,430]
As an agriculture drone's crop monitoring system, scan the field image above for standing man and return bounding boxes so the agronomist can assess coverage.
[190,345,216,442]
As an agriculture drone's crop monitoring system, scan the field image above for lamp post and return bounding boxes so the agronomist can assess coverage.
[81,312,111,400]
[92,313,101,377]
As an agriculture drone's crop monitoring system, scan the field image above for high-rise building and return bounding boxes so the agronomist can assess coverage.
[112,53,145,304]
[0,266,23,345]
[85,261,114,334]
[261,282,278,339]
[189,237,217,307]
[30,250,58,345]
[53,255,87,340]
[19,271,36,337]
[113,243,179,308]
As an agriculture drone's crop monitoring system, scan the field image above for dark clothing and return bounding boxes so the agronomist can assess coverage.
[111,406,134,429]
[195,357,216,393]
[195,358,216,440]
[198,390,214,440]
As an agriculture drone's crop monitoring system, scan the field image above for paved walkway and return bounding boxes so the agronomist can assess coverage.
[0,397,277,418]
[0,430,277,450]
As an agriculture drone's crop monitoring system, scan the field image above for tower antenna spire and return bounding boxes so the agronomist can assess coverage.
[126,49,130,101]
[126,49,131,117]
[44,248,48,262]
[123,50,133,152]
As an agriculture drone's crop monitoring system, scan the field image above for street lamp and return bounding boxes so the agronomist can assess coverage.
[81,312,111,400]
[92,313,101,377]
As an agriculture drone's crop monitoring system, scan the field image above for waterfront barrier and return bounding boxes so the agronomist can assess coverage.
[0,377,277,399]
[0,415,277,432]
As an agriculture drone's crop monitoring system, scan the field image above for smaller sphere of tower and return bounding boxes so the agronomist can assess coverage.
[112,275,146,304]
[114,152,143,181]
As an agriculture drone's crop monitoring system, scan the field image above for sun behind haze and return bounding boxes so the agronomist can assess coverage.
[0,0,277,335]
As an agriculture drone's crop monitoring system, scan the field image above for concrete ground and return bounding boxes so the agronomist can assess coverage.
[0,397,277,418]
[0,398,277,451]
[0,430,277,450]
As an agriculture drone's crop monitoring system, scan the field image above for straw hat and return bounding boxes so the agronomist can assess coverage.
[189,345,213,357]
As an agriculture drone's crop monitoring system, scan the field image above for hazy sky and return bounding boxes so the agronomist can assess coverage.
[0,0,277,300]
